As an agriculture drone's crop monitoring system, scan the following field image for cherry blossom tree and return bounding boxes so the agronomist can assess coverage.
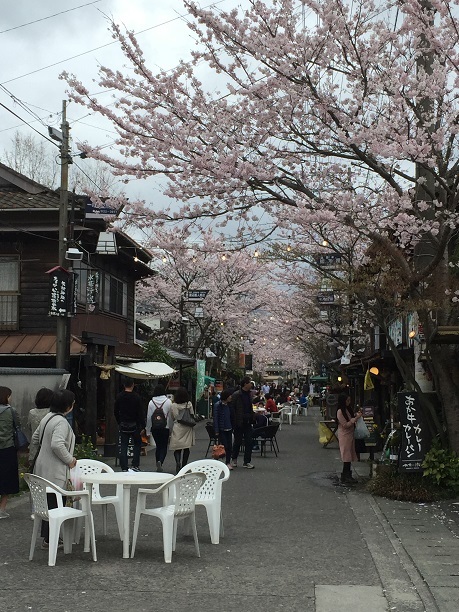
[64,1,459,449]
[137,226,280,367]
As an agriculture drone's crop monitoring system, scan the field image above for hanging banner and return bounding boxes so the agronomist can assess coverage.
[86,270,100,313]
[46,266,71,317]
[195,359,206,405]
[398,391,425,472]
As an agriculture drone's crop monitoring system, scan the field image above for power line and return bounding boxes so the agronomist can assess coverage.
[0,101,58,147]
[0,0,229,85]
[0,1,102,35]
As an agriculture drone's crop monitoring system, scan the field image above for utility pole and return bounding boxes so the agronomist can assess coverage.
[56,100,70,369]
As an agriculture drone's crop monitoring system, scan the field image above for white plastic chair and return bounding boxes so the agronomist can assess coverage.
[177,459,231,544]
[75,459,123,539]
[24,473,97,567]
[279,404,294,425]
[131,472,206,563]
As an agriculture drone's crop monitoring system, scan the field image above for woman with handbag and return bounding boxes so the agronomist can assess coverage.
[0,386,20,519]
[28,389,77,548]
[169,387,196,474]
[336,393,362,484]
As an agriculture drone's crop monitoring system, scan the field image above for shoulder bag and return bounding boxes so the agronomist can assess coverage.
[10,407,29,450]
[29,413,60,472]
[177,404,196,428]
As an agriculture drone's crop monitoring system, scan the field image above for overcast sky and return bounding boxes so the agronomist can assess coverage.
[0,0,244,208]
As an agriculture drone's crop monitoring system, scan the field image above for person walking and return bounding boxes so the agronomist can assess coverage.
[146,383,173,472]
[169,387,196,474]
[114,378,145,472]
[231,376,255,469]
[0,386,21,519]
[213,389,234,470]
[336,393,362,484]
[29,389,76,547]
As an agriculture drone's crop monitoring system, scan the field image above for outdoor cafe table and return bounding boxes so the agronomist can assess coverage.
[80,471,174,559]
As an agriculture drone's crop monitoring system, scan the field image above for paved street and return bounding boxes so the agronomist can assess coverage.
[1,407,458,612]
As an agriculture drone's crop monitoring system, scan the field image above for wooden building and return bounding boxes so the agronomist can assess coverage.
[0,162,153,454]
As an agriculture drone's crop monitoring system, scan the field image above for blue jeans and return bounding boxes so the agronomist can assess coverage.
[119,430,141,470]
[232,424,253,464]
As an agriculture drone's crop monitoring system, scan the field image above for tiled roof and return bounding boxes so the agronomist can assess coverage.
[0,334,86,356]
[0,186,60,210]
[0,334,146,360]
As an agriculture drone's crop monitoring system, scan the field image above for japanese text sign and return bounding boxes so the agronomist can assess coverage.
[47,267,71,317]
[398,391,425,472]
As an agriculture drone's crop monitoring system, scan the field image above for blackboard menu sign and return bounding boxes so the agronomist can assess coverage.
[47,266,71,317]
[398,391,425,472]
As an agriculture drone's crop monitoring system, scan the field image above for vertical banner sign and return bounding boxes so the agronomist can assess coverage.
[398,391,425,472]
[70,272,78,316]
[47,266,71,317]
[86,270,100,313]
[195,359,206,405]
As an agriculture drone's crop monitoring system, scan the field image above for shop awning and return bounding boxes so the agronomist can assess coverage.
[115,361,176,380]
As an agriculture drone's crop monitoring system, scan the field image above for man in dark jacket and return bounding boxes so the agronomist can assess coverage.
[231,376,255,469]
[114,378,145,472]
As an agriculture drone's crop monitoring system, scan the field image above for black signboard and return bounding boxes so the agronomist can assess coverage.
[47,266,71,317]
[184,289,209,301]
[314,253,343,268]
[86,271,100,313]
[317,291,335,304]
[85,198,120,218]
[245,354,253,371]
[398,391,425,472]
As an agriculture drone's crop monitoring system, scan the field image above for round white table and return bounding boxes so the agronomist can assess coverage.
[80,471,174,559]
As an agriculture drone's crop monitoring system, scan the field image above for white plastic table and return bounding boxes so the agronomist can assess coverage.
[80,471,174,559]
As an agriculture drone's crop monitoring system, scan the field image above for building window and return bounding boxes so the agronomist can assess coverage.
[73,262,89,305]
[103,273,127,317]
[0,256,20,330]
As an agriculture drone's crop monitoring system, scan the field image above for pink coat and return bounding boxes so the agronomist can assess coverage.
[337,409,358,462]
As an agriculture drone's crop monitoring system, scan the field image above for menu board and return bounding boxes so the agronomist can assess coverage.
[398,391,425,472]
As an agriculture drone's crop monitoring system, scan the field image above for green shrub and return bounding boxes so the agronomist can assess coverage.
[367,465,453,502]
[422,443,459,492]
[74,434,98,460]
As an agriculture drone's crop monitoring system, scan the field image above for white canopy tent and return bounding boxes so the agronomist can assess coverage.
[115,361,176,380]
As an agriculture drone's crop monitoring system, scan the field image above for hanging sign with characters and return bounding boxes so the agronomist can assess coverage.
[398,391,425,472]
[46,266,72,317]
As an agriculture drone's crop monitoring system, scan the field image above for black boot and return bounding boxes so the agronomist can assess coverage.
[341,462,357,484]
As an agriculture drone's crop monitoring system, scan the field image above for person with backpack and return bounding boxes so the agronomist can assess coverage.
[146,384,173,472]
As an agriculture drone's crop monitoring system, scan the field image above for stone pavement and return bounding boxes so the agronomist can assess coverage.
[0,406,458,612]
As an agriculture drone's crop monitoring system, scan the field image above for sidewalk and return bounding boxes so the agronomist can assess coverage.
[0,408,458,611]
[321,407,459,612]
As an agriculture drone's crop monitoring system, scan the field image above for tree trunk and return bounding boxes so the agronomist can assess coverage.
[428,344,459,453]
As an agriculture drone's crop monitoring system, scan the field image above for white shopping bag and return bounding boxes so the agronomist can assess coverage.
[69,464,83,490]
